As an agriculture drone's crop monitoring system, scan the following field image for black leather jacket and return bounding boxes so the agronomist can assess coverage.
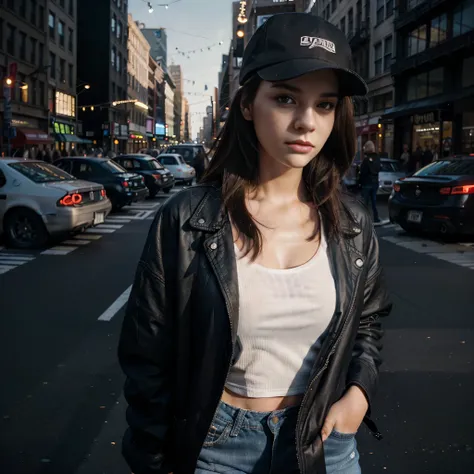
[118,184,392,474]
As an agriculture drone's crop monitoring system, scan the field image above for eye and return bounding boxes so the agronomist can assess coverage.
[318,101,337,111]
[275,95,296,105]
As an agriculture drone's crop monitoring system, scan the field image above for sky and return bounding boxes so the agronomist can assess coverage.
[129,0,236,139]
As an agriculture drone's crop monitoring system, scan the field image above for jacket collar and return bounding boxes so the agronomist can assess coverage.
[188,184,362,238]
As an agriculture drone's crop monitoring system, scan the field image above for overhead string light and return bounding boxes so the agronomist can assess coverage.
[171,41,224,59]
[142,0,183,13]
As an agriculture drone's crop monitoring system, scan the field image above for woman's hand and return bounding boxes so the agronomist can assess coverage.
[321,385,369,442]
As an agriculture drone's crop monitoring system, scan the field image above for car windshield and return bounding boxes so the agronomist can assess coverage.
[9,162,75,183]
[380,161,402,172]
[146,160,164,170]
[168,147,195,162]
[414,160,474,176]
[101,159,127,173]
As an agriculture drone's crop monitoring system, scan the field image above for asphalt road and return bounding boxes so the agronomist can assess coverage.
[1,191,473,474]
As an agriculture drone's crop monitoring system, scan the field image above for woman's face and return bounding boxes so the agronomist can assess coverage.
[247,69,339,171]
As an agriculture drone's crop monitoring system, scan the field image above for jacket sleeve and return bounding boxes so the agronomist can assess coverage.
[346,227,392,412]
[118,207,175,474]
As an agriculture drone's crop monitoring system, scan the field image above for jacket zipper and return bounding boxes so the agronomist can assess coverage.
[295,271,363,473]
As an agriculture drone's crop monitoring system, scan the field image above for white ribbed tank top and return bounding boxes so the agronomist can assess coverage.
[225,229,336,397]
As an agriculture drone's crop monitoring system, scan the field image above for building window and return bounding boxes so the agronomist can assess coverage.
[430,14,448,47]
[60,59,66,83]
[20,76,29,103]
[383,35,392,72]
[55,91,76,117]
[58,21,65,47]
[6,24,15,56]
[385,0,393,18]
[407,68,444,101]
[117,21,122,40]
[111,47,116,67]
[31,0,37,25]
[331,0,336,14]
[30,38,37,64]
[39,81,45,106]
[376,0,384,24]
[49,12,55,39]
[408,0,424,8]
[348,8,353,35]
[60,0,65,8]
[453,0,474,37]
[68,27,73,52]
[117,53,121,73]
[373,92,393,111]
[69,0,74,16]
[68,64,73,87]
[407,25,427,56]
[0,20,3,51]
[340,17,345,34]
[31,78,37,105]
[7,0,15,10]
[374,42,383,76]
[463,56,474,87]
[356,1,362,30]
[111,15,116,33]
[39,43,44,69]
[50,52,56,78]
[39,5,44,29]
[20,0,27,17]
[19,32,27,60]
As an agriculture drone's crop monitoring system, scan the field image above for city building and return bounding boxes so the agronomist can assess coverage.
[142,27,168,69]
[127,16,150,152]
[183,97,191,141]
[0,0,52,155]
[77,0,129,153]
[229,1,246,100]
[312,0,396,157]
[217,53,230,131]
[48,0,80,153]
[164,73,176,142]
[148,56,165,148]
[169,64,183,142]
[384,0,474,157]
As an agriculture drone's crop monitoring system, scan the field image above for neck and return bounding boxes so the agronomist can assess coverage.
[251,150,307,203]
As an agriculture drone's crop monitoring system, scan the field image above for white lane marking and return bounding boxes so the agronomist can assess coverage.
[84,228,116,234]
[98,285,132,322]
[0,258,29,265]
[0,254,35,261]
[95,224,124,229]
[63,239,90,246]
[74,234,102,240]
[0,265,16,274]
[108,215,137,220]
[105,218,131,224]
[42,246,77,255]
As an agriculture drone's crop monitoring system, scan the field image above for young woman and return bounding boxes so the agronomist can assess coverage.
[118,13,392,474]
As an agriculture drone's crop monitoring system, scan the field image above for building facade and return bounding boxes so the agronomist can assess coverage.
[0,0,52,156]
[164,73,175,142]
[314,0,396,157]
[77,0,129,153]
[48,0,79,153]
[169,64,183,142]
[127,16,150,152]
[183,97,190,141]
[142,28,168,68]
[385,0,474,157]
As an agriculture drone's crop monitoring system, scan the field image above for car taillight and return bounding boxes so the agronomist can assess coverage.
[153,174,162,179]
[101,189,106,197]
[122,180,129,188]
[393,183,401,192]
[452,184,474,195]
[58,193,83,206]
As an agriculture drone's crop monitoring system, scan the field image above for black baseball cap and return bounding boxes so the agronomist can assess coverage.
[239,13,368,97]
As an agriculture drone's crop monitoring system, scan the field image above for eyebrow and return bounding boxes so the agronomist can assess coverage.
[270,82,339,98]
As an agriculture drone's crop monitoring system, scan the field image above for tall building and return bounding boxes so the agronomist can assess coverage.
[384,0,474,157]
[183,97,191,141]
[164,73,176,142]
[142,27,168,69]
[127,16,150,152]
[312,0,396,157]
[48,0,79,153]
[169,64,183,142]
[77,0,129,153]
[0,0,52,155]
[148,56,165,147]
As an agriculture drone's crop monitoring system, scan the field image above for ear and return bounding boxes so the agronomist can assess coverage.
[241,102,253,121]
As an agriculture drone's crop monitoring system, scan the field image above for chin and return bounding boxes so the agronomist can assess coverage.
[279,152,318,169]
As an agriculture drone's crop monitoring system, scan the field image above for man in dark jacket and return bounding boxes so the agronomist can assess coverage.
[358,140,381,223]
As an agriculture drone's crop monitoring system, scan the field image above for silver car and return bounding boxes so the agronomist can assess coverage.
[158,153,196,185]
[0,158,112,249]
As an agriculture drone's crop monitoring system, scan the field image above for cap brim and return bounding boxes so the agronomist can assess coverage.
[257,58,368,97]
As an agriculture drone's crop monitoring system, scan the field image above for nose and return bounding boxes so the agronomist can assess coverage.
[293,106,316,133]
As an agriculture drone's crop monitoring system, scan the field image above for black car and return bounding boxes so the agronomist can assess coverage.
[114,154,174,197]
[165,144,208,168]
[55,157,148,210]
[389,157,474,235]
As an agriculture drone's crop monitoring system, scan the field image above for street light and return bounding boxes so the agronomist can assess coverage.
[76,84,91,137]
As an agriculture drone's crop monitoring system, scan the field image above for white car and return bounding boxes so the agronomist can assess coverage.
[0,158,112,249]
[158,153,196,185]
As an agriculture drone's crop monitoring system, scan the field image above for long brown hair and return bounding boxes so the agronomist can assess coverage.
[202,75,356,260]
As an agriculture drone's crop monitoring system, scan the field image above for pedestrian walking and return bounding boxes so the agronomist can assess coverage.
[118,13,392,474]
[358,141,381,223]
[400,144,410,171]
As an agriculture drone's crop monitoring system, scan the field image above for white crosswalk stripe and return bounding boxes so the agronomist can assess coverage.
[0,252,36,275]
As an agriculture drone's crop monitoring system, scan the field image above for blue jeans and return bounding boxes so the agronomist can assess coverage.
[196,400,361,474]
[361,184,380,222]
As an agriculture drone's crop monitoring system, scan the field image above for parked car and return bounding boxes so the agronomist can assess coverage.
[388,157,474,236]
[113,154,175,197]
[165,144,208,168]
[54,157,148,211]
[138,148,160,158]
[343,156,406,195]
[157,153,196,185]
[0,158,111,249]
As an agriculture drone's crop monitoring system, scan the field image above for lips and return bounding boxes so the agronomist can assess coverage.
[286,140,315,154]
[286,140,314,147]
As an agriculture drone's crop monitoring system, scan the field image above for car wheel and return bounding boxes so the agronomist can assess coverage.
[4,208,49,249]
[148,189,158,198]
